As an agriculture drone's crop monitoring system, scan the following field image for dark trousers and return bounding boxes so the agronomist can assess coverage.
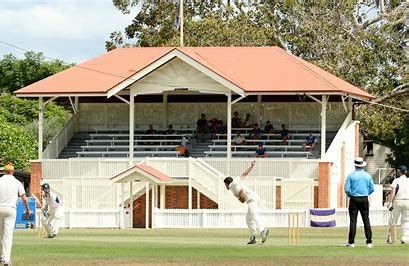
[348,196,372,244]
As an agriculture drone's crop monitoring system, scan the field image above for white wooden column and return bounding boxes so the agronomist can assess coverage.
[160,184,165,209]
[348,96,353,113]
[162,93,168,129]
[227,93,232,159]
[38,97,44,159]
[129,92,135,166]
[120,183,124,228]
[129,181,133,228]
[321,95,328,157]
[145,182,149,229]
[257,95,262,126]
[74,96,79,112]
[151,184,156,229]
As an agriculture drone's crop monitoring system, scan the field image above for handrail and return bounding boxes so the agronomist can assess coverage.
[42,114,79,159]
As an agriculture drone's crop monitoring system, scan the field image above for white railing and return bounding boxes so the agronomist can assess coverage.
[42,115,79,159]
[189,158,220,201]
[153,207,390,228]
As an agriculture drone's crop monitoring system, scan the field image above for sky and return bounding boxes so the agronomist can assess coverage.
[0,0,137,64]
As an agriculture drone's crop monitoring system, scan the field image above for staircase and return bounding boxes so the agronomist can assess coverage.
[58,132,89,159]
[189,139,213,157]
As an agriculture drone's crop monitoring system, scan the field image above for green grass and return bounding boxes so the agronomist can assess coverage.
[10,227,409,265]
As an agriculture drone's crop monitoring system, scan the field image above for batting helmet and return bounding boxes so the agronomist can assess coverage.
[42,183,50,191]
[398,165,407,174]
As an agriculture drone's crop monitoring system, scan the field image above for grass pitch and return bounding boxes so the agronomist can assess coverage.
[12,227,409,265]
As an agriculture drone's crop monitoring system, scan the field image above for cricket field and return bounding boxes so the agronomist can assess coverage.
[11,227,409,265]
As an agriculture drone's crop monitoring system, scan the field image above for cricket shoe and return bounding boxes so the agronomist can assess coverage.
[344,243,355,248]
[247,235,256,245]
[261,228,270,244]
[367,243,373,248]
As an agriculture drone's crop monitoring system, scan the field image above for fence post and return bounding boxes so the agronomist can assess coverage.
[305,209,309,227]
[67,209,71,229]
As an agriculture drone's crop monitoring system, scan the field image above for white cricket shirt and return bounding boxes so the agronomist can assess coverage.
[391,175,409,200]
[43,191,63,212]
[229,177,258,203]
[0,174,25,208]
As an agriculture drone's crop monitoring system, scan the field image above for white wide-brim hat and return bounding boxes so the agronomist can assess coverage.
[354,157,367,167]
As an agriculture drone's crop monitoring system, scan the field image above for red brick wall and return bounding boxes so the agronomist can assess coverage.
[133,185,217,228]
[355,122,360,157]
[314,186,318,208]
[30,161,42,199]
[276,186,281,209]
[318,162,332,208]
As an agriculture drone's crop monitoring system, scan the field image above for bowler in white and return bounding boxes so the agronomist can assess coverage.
[224,160,269,244]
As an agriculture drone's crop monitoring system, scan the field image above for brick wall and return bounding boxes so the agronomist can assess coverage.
[133,185,217,228]
[318,162,332,208]
[30,161,42,199]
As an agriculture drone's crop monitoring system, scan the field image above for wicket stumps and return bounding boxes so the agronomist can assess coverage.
[288,213,300,246]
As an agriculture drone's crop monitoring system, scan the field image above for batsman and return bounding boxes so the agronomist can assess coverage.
[387,165,409,244]
[41,183,64,238]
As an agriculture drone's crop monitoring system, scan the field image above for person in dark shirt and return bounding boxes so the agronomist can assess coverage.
[255,143,268,158]
[249,123,262,139]
[280,124,290,144]
[303,131,317,150]
[166,125,176,134]
[146,124,157,135]
[196,113,208,141]
[263,120,275,134]
[232,111,242,128]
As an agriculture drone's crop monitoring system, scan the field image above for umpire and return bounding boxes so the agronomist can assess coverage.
[344,157,375,248]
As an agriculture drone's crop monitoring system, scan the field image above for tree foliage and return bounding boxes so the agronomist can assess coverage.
[0,53,72,169]
[0,51,69,93]
[0,115,37,170]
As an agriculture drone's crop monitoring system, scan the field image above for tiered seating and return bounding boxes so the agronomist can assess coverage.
[75,130,192,158]
[204,128,321,158]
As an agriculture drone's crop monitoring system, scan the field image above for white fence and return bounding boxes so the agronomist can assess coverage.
[153,207,391,228]
[34,208,390,229]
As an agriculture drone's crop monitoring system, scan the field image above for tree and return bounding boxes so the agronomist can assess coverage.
[0,51,70,93]
[0,115,37,170]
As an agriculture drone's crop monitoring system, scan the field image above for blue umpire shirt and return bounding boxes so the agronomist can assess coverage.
[344,168,375,197]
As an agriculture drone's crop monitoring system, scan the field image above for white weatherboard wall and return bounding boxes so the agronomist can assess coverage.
[77,102,345,131]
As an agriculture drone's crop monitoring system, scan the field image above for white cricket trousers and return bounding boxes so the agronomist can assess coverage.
[0,207,16,263]
[246,199,265,236]
[42,206,64,237]
[388,199,409,243]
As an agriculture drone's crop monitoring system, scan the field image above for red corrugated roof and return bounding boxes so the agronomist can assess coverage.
[136,163,173,181]
[14,46,374,99]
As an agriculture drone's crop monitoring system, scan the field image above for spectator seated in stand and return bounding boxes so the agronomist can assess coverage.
[166,124,176,134]
[196,113,208,142]
[234,132,246,145]
[215,120,226,134]
[232,111,242,128]
[249,123,262,139]
[242,113,256,128]
[146,124,157,135]
[279,124,290,145]
[263,120,275,134]
[255,143,268,158]
[176,137,189,157]
[303,131,317,150]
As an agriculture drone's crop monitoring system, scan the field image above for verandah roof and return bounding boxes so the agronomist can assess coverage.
[14,46,375,100]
